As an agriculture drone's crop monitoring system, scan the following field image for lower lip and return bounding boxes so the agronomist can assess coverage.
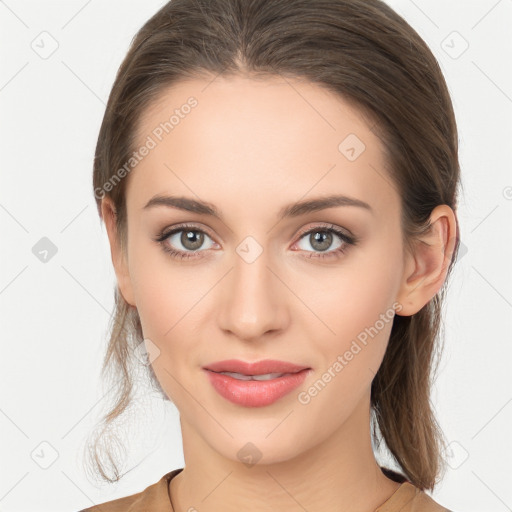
[203,368,311,407]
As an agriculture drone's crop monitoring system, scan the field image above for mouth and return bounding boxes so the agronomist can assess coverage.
[202,359,312,408]
[203,358,311,376]
[207,371,295,381]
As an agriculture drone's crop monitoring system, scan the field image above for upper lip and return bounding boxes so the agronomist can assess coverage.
[203,359,310,376]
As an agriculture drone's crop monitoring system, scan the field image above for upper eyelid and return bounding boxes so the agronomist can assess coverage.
[295,223,352,238]
[161,223,216,241]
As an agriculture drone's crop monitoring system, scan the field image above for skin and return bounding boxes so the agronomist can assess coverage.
[101,75,457,512]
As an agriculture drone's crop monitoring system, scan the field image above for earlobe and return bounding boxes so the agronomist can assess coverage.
[100,197,136,308]
[395,205,457,316]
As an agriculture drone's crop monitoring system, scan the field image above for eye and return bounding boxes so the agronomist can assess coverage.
[154,224,216,260]
[154,223,358,261]
[292,224,357,260]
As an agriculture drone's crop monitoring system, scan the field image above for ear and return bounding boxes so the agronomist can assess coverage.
[101,197,136,308]
[395,204,457,316]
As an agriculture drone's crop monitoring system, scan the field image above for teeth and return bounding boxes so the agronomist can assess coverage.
[251,372,287,381]
[218,371,287,381]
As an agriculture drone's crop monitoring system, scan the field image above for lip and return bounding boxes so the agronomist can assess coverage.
[202,359,312,408]
[203,359,310,375]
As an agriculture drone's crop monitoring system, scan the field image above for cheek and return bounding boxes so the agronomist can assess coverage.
[131,270,199,404]
[128,230,196,333]
[299,232,403,378]
[295,273,399,418]
[127,240,184,361]
[127,238,212,398]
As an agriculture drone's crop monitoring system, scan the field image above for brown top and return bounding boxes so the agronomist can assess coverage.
[78,468,452,512]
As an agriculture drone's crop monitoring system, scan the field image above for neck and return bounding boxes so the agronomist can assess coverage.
[169,393,401,512]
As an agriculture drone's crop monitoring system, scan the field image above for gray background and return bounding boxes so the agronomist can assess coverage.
[1,0,511,511]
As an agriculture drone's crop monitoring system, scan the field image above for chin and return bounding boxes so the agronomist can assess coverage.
[203,429,305,468]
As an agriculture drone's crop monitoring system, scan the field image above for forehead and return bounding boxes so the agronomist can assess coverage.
[136,74,376,148]
[127,75,399,220]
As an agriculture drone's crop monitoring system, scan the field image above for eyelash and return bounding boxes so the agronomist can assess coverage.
[154,223,358,261]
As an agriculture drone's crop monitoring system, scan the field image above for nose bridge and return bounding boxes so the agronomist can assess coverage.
[217,235,287,340]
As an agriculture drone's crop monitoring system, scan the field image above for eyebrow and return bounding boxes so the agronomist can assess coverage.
[142,193,373,220]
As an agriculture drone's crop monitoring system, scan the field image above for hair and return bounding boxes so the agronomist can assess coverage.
[86,0,462,492]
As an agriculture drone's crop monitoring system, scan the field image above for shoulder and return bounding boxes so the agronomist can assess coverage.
[77,492,141,512]
[76,468,183,512]
[410,487,453,512]
[376,482,453,512]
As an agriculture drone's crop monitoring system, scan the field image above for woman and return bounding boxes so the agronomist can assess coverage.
[81,0,460,510]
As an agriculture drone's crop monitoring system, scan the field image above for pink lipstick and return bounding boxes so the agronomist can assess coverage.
[203,359,311,407]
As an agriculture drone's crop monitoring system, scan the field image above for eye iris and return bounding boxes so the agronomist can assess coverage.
[310,231,332,252]
[182,230,204,250]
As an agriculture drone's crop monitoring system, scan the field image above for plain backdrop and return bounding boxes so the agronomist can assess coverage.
[1,1,511,511]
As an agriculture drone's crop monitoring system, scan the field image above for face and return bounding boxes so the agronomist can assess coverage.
[110,75,411,466]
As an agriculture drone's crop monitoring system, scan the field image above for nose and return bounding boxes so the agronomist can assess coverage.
[216,245,289,342]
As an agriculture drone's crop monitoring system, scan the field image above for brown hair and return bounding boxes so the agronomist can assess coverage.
[86,0,461,491]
